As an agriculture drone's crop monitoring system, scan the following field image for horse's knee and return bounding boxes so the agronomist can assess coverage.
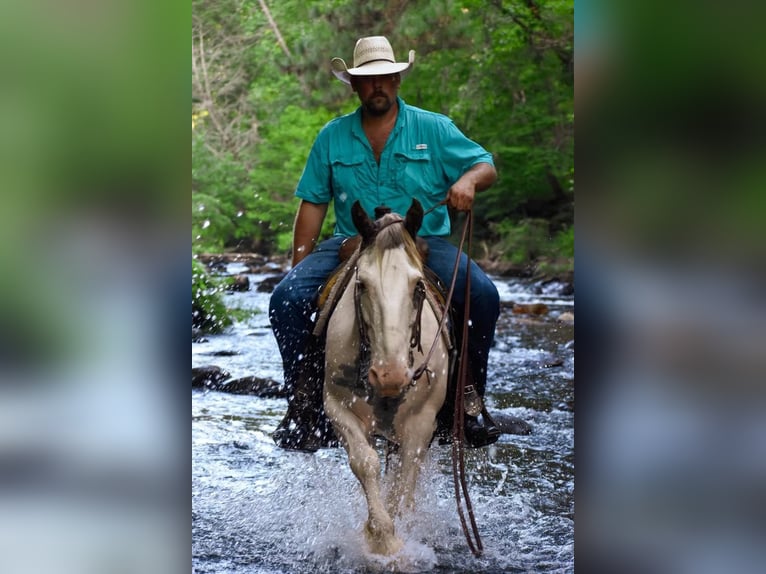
[349,446,380,481]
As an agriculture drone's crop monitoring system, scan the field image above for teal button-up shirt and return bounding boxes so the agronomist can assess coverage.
[295,97,494,237]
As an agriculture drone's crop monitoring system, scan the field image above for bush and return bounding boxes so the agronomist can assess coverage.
[192,259,232,334]
[492,218,551,265]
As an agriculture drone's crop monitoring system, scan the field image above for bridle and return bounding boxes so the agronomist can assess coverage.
[353,260,431,395]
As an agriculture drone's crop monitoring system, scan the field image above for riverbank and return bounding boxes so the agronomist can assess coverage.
[195,251,574,285]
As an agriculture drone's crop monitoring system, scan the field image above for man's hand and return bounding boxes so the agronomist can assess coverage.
[446,178,476,211]
[446,162,497,211]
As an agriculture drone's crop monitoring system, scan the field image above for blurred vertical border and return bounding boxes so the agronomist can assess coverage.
[0,1,189,573]
[576,1,766,573]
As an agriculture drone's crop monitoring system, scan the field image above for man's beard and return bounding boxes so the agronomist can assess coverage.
[363,93,393,116]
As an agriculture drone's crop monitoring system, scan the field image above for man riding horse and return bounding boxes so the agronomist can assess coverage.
[269,36,501,451]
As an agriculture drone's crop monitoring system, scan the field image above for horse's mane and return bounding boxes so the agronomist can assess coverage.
[370,213,424,271]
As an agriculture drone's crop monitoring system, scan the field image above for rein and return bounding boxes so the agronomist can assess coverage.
[356,200,484,557]
[411,201,485,557]
[448,209,484,557]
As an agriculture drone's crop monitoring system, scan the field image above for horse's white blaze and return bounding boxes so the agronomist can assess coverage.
[357,248,423,398]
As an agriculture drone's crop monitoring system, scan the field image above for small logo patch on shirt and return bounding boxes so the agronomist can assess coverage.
[415,144,428,150]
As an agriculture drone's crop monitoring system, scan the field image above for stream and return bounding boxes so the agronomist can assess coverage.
[192,262,574,573]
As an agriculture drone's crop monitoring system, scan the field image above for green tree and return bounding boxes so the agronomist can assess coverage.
[191,0,574,272]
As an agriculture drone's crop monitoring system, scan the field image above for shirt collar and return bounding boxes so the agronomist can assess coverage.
[351,96,408,141]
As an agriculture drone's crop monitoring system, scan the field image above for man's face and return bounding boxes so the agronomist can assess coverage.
[351,74,400,117]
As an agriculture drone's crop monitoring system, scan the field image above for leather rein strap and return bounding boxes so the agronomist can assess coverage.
[418,200,484,557]
[450,209,483,557]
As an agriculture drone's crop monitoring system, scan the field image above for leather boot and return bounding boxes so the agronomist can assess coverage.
[463,408,501,448]
[272,336,325,452]
[435,357,501,448]
[272,387,322,452]
[461,367,500,448]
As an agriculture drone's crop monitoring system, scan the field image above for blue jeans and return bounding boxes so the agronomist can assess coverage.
[269,236,499,397]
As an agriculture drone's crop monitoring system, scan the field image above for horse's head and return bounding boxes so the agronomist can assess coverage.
[351,200,426,399]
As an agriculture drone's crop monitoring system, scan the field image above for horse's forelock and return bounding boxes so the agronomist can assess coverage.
[372,214,423,269]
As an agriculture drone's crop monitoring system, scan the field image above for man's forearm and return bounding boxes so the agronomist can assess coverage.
[291,201,328,267]
[463,161,497,193]
[447,162,498,211]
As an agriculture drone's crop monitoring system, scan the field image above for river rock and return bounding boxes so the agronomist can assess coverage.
[228,274,250,292]
[219,376,286,397]
[512,302,550,315]
[492,413,533,435]
[192,365,230,388]
[256,273,287,293]
[557,311,574,324]
[542,356,564,368]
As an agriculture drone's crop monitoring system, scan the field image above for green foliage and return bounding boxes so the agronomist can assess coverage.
[192,0,574,271]
[492,218,551,265]
[192,259,232,333]
[492,218,573,276]
[227,306,260,323]
[551,225,574,258]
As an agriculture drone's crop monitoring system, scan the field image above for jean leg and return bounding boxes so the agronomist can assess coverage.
[269,237,344,391]
[424,237,500,396]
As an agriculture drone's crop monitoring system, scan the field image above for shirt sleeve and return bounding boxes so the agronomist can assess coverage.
[435,118,494,185]
[295,125,332,204]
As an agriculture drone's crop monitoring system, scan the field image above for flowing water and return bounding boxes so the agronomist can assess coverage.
[192,263,574,573]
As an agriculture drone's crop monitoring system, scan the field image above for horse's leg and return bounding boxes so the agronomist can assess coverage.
[389,412,438,517]
[325,396,403,555]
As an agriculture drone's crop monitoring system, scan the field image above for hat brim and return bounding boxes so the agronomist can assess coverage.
[331,50,415,85]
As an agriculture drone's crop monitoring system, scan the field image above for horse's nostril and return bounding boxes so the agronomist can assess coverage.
[368,366,380,385]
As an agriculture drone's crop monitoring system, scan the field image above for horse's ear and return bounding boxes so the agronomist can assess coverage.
[351,201,376,244]
[404,198,424,239]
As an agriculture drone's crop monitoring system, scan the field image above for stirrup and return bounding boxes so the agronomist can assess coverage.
[463,384,483,417]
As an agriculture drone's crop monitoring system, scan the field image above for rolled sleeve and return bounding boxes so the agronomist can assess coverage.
[295,126,332,204]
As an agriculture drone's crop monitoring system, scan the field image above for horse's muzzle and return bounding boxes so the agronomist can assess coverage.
[368,365,411,398]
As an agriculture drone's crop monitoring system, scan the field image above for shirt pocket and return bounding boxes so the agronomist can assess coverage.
[392,150,438,199]
[331,156,365,203]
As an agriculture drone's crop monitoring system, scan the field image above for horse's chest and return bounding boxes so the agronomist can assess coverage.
[370,397,402,438]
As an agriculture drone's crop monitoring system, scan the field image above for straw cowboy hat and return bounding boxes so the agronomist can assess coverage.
[331,36,415,85]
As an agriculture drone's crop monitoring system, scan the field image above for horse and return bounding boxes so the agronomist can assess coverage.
[323,199,451,556]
